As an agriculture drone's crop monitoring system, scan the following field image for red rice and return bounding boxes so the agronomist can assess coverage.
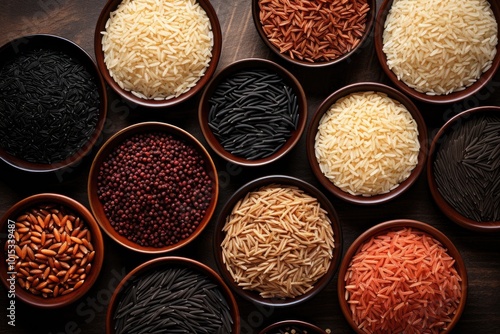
[259,0,370,62]
[344,227,462,333]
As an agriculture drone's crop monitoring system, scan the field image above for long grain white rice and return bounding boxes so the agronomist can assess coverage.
[314,91,420,197]
[383,0,498,95]
[220,184,335,299]
[101,0,213,100]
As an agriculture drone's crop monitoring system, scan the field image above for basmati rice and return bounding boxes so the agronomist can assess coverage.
[314,91,420,197]
[101,0,213,100]
[344,227,463,333]
[220,184,335,299]
[383,0,498,95]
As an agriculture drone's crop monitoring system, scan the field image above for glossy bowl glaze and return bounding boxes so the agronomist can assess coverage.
[87,122,219,254]
[94,0,222,108]
[106,256,240,333]
[337,219,468,334]
[199,58,307,167]
[0,34,107,173]
[214,175,342,307]
[374,0,500,104]
[427,106,500,232]
[306,82,428,205]
[0,193,104,308]
[252,0,375,67]
[259,320,327,334]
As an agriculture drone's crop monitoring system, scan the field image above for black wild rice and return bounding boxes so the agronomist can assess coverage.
[433,112,500,222]
[113,266,234,334]
[207,68,299,160]
[0,48,100,164]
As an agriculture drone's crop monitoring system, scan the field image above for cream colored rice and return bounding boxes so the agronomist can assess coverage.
[383,0,498,96]
[221,184,335,299]
[314,91,420,197]
[101,0,213,100]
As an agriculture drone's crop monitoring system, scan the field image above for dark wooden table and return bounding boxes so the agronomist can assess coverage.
[1,1,499,333]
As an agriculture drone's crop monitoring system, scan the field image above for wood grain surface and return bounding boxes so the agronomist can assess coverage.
[1,1,499,333]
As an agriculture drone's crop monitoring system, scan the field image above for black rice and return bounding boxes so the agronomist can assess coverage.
[113,266,234,334]
[0,48,100,164]
[207,68,299,160]
[433,112,500,222]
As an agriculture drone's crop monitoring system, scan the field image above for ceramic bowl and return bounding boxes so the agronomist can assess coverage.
[259,320,327,334]
[374,0,500,104]
[199,58,307,167]
[0,34,107,173]
[427,106,500,232]
[94,0,222,108]
[214,175,342,307]
[337,219,468,334]
[306,82,428,205]
[0,193,104,308]
[252,0,376,67]
[87,121,219,254]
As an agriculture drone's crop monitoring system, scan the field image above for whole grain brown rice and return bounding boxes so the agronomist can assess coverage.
[220,184,335,299]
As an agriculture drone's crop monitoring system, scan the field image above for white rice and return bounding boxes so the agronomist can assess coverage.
[101,0,213,100]
[383,0,498,95]
[314,91,420,197]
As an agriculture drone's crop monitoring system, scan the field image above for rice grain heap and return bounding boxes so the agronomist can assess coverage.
[344,227,463,334]
[382,0,498,95]
[259,0,370,62]
[221,184,335,299]
[314,91,420,197]
[101,0,213,100]
[433,113,500,222]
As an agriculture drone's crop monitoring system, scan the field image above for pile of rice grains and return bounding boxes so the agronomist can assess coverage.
[258,0,370,62]
[0,48,100,164]
[207,68,300,160]
[221,184,335,299]
[96,131,213,248]
[383,0,498,95]
[433,112,500,222]
[101,0,213,100]
[314,91,420,197]
[112,266,234,333]
[344,227,463,334]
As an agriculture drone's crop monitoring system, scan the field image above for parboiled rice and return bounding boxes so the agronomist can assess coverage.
[383,0,498,96]
[314,91,420,197]
[101,0,213,100]
[221,184,335,299]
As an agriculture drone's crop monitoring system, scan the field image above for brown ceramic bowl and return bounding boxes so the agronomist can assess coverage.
[214,175,342,307]
[375,0,500,104]
[87,121,219,254]
[0,34,107,173]
[0,193,104,308]
[106,256,240,333]
[94,0,222,108]
[198,58,307,167]
[427,106,500,232]
[337,219,468,334]
[251,0,375,67]
[259,320,327,334]
[306,82,428,205]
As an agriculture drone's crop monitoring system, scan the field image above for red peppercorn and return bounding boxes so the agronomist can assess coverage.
[97,132,213,248]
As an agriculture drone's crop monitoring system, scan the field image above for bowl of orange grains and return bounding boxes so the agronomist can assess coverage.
[0,193,104,308]
[252,0,375,67]
[338,219,468,334]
